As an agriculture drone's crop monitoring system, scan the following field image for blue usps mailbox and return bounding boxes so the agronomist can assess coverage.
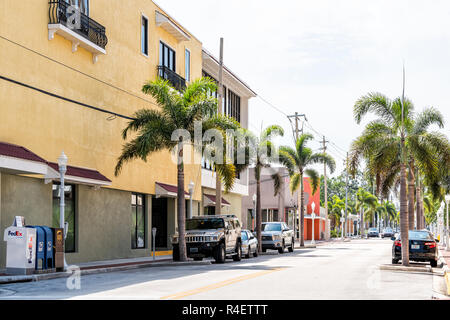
[40,226,54,269]
[29,226,45,270]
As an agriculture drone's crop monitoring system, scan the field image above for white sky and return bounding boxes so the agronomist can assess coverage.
[156,0,450,177]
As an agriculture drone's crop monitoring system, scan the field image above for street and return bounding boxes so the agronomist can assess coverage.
[0,239,438,300]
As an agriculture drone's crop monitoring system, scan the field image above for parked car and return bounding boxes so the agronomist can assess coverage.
[381,227,395,238]
[260,222,295,253]
[391,230,439,267]
[171,215,242,263]
[367,228,379,238]
[241,229,258,258]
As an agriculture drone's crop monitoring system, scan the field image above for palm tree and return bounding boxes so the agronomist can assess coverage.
[279,134,336,247]
[114,77,240,261]
[351,92,448,265]
[329,195,345,234]
[355,188,378,237]
[247,125,284,252]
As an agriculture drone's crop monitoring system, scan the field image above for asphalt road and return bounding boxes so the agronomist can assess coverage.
[0,238,439,300]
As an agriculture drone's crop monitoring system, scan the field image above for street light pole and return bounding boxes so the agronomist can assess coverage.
[188,181,194,219]
[252,194,257,231]
[58,151,68,270]
[340,209,345,242]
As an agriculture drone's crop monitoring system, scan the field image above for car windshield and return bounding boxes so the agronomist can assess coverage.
[369,228,377,232]
[395,231,434,240]
[262,223,282,231]
[186,218,224,230]
[384,228,393,232]
[241,231,248,240]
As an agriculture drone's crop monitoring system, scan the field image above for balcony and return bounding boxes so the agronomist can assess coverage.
[48,0,108,63]
[157,65,186,91]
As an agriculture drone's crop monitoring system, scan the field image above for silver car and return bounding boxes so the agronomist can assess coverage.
[241,229,258,258]
[261,222,295,254]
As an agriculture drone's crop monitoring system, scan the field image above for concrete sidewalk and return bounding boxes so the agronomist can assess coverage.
[438,246,450,295]
[0,253,211,285]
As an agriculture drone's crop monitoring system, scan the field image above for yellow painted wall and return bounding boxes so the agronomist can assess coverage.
[0,0,202,199]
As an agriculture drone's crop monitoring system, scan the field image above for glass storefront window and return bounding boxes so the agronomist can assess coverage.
[132,193,146,249]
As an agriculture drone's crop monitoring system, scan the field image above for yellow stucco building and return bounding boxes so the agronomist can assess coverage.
[0,0,256,268]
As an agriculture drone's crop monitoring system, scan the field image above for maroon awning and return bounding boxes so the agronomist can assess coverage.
[0,142,47,164]
[155,182,189,198]
[48,162,111,183]
[204,194,230,206]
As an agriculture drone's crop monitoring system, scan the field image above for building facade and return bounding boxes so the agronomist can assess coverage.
[242,167,328,240]
[0,0,209,268]
[198,49,256,223]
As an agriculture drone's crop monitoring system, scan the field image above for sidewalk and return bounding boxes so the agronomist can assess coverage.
[438,246,450,296]
[0,253,211,285]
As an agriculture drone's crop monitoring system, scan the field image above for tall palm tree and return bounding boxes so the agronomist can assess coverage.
[114,78,239,261]
[279,133,336,247]
[351,92,448,265]
[355,188,378,237]
[329,195,345,234]
[248,125,284,252]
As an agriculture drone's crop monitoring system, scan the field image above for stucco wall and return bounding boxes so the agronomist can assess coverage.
[0,174,52,269]
[0,0,203,199]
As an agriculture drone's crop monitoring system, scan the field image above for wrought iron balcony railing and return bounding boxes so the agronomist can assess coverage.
[49,0,108,49]
[157,66,186,91]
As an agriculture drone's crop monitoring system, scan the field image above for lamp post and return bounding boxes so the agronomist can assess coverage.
[252,194,256,231]
[188,181,194,219]
[445,195,450,251]
[311,202,316,245]
[58,151,68,270]
[340,209,345,242]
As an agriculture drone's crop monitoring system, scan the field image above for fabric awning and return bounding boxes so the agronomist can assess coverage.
[0,141,53,176]
[203,194,231,207]
[155,182,190,199]
[46,162,111,187]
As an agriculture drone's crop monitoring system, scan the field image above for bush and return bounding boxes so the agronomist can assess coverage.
[330,230,342,238]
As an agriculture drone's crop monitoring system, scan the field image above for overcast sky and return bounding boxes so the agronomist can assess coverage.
[157,0,450,177]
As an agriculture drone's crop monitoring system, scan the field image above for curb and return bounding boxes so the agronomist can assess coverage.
[379,264,433,273]
[0,260,211,285]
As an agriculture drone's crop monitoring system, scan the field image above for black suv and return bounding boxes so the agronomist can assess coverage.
[172,215,242,263]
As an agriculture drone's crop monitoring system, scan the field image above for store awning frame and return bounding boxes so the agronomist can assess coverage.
[155,182,190,199]
[203,194,231,207]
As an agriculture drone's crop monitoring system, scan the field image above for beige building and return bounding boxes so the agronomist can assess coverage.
[199,49,257,223]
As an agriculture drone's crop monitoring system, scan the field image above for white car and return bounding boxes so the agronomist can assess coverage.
[241,229,258,258]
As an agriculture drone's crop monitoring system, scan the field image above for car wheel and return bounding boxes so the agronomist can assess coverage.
[253,248,258,257]
[278,241,285,254]
[392,258,399,264]
[288,238,294,252]
[245,246,251,259]
[193,257,203,261]
[214,243,226,264]
[233,243,242,261]
[262,248,266,253]
[172,246,180,261]
[430,259,438,268]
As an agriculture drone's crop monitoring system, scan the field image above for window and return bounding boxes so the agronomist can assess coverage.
[160,41,175,71]
[185,49,191,82]
[132,193,146,249]
[141,16,148,56]
[66,0,89,16]
[52,184,76,253]
[227,89,241,123]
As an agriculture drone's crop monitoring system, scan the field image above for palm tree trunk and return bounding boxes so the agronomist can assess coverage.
[256,175,262,252]
[177,140,187,261]
[360,207,365,238]
[416,182,421,230]
[400,151,410,266]
[300,173,305,247]
[408,162,415,230]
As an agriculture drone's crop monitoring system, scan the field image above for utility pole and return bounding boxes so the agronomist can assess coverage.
[215,38,224,216]
[320,136,330,240]
[287,112,307,241]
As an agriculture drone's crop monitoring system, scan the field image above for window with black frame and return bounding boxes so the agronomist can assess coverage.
[52,183,76,253]
[141,16,148,56]
[132,193,146,249]
[66,0,89,16]
[159,41,176,71]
